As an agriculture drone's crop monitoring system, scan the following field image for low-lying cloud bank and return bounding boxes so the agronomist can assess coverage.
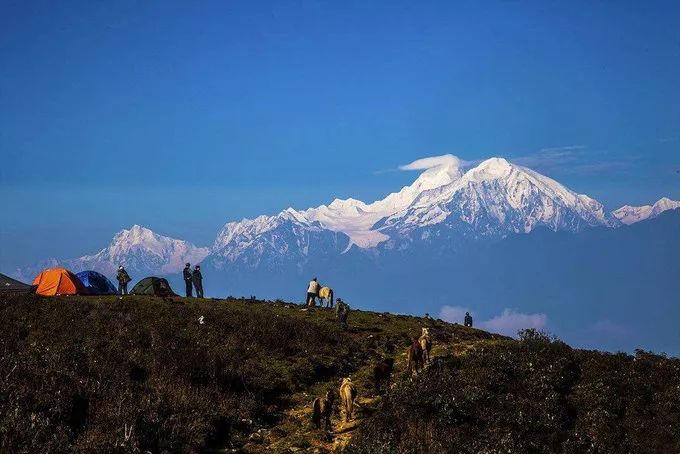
[439,306,547,337]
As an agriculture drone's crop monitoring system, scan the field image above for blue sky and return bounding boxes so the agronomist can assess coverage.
[1,0,679,268]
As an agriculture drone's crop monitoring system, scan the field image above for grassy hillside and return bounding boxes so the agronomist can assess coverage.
[1,295,678,453]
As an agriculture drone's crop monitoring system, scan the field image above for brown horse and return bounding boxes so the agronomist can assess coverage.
[373,357,394,393]
[339,377,358,422]
[312,390,335,431]
[406,339,424,376]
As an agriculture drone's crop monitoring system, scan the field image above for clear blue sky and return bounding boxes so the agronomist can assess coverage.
[1,0,679,268]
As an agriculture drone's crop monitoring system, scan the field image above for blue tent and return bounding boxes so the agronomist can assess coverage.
[76,271,118,295]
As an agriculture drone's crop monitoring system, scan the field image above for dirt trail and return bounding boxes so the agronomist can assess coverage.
[253,370,380,453]
[250,340,483,452]
[236,314,493,453]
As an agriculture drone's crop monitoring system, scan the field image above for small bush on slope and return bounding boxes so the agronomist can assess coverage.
[348,335,680,453]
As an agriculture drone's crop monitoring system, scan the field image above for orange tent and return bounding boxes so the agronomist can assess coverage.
[32,268,89,296]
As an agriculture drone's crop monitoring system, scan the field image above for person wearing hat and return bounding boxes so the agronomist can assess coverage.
[116,265,131,295]
[192,265,204,298]
[183,263,193,297]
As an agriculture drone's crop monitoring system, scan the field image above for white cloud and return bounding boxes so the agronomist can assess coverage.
[399,154,467,180]
[439,305,472,324]
[479,309,547,337]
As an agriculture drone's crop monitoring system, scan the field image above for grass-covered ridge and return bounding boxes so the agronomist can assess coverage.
[1,295,678,453]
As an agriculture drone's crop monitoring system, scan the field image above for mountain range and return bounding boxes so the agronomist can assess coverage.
[14,156,678,283]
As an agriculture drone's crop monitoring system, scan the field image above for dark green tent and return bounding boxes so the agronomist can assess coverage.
[130,277,178,297]
[0,273,34,295]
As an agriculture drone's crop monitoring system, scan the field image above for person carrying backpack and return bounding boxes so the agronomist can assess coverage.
[116,266,131,295]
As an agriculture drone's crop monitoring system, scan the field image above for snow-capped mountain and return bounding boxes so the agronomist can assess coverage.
[210,156,617,262]
[74,225,210,275]
[612,197,680,225]
[210,209,350,270]
[300,157,462,248]
[15,225,209,281]
[377,157,614,248]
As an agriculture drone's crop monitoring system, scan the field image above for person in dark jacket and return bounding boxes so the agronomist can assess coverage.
[336,298,350,330]
[183,263,193,297]
[192,265,204,298]
[116,265,131,295]
[464,312,473,327]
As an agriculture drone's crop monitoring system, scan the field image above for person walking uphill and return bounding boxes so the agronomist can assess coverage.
[306,277,320,306]
[116,265,131,295]
[183,263,193,297]
[336,298,350,330]
[192,265,204,298]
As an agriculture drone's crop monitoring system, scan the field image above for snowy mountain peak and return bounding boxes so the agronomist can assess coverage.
[16,226,209,280]
[407,155,463,191]
[613,197,680,225]
[652,197,680,215]
[114,224,156,243]
[328,198,368,212]
[85,226,209,275]
[474,157,513,176]
[379,157,612,240]
[280,208,309,223]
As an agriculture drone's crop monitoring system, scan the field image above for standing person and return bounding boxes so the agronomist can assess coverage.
[464,312,473,327]
[116,265,131,295]
[192,265,204,298]
[183,263,193,297]
[306,277,320,306]
[336,298,350,330]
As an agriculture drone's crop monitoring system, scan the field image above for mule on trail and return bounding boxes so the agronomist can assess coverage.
[339,377,358,422]
[312,390,335,431]
[419,327,432,364]
[373,357,394,393]
[406,339,424,376]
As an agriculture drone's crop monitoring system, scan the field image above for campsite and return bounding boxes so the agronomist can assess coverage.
[1,292,679,452]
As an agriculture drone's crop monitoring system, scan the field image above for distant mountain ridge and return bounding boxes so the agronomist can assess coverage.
[612,197,680,225]
[12,156,679,282]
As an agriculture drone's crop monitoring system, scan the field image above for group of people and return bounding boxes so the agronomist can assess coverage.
[114,263,204,298]
[183,263,204,298]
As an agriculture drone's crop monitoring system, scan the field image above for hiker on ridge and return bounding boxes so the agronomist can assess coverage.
[336,298,350,330]
[192,265,204,299]
[183,263,193,297]
[464,312,473,327]
[306,277,320,306]
[116,265,131,295]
